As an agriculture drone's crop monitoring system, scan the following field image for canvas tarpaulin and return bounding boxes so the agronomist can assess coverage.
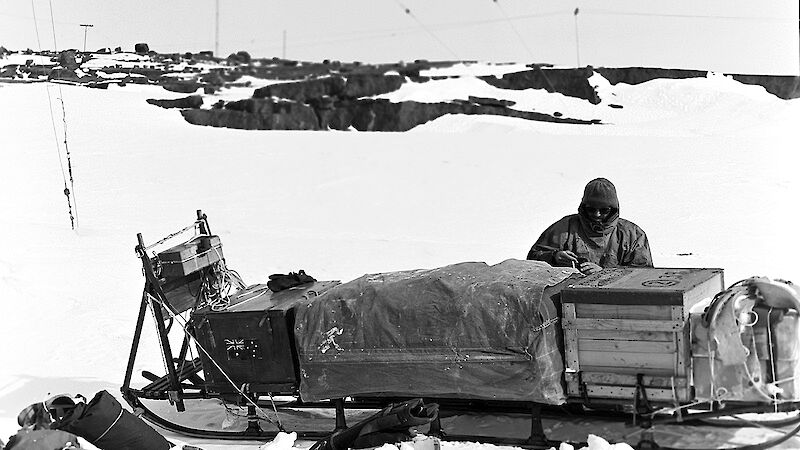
[294,259,577,404]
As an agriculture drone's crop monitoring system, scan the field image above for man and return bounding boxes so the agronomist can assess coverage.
[527,178,653,274]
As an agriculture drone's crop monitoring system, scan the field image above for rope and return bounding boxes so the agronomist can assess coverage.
[94,409,124,442]
[145,292,285,431]
[143,222,201,252]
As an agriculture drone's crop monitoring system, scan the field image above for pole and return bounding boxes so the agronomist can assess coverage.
[79,24,93,53]
[573,8,581,67]
[282,29,286,59]
[215,0,219,56]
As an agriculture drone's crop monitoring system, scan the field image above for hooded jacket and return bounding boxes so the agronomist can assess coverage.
[526,178,653,268]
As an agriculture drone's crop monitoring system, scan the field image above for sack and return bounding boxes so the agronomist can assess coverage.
[325,398,439,450]
[52,390,171,450]
[4,429,80,449]
[267,270,316,292]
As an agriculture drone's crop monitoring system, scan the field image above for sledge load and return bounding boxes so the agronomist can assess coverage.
[121,211,800,450]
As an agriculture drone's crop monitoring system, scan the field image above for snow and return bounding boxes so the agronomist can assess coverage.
[1,61,799,449]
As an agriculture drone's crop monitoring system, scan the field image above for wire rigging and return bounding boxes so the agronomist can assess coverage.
[31,0,76,229]
[392,0,459,60]
[490,0,534,61]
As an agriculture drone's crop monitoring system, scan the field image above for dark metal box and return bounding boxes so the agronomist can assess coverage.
[191,281,339,395]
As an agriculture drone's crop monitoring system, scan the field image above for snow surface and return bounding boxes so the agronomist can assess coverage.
[1,62,799,449]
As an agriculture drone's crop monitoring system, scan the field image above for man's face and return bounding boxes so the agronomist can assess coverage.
[582,203,613,223]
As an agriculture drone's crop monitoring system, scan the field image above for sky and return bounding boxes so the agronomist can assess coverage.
[1,57,799,448]
[0,0,798,74]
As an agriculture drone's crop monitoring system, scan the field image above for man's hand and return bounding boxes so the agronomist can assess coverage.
[579,261,603,274]
[554,250,579,266]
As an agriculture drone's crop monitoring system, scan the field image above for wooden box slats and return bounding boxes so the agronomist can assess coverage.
[562,268,724,403]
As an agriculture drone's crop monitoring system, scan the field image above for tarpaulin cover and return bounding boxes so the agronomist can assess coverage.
[294,259,577,404]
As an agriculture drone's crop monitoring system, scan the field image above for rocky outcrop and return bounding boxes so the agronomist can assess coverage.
[147,95,203,109]
[57,50,80,70]
[253,74,405,102]
[161,81,202,93]
[181,98,319,130]
[731,75,800,100]
[134,43,150,55]
[481,66,600,104]
[180,96,598,132]
[254,77,346,102]
[595,67,800,100]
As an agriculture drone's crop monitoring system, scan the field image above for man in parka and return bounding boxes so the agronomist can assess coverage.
[526,178,653,274]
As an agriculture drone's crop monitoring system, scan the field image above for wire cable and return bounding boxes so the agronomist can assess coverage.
[392,0,459,60]
[490,0,534,61]
[31,0,75,229]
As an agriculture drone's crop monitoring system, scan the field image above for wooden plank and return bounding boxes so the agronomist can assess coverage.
[673,306,687,377]
[581,372,687,388]
[564,318,684,332]
[582,365,676,376]
[583,384,688,402]
[580,350,675,371]
[578,339,675,353]
[562,303,580,371]
[577,329,674,342]
[574,303,673,320]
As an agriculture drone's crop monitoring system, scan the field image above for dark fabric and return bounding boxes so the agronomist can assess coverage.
[294,259,575,404]
[578,177,620,243]
[581,177,619,209]
[4,429,80,449]
[52,391,171,450]
[527,214,652,268]
[267,270,316,292]
[529,178,652,267]
[327,399,438,450]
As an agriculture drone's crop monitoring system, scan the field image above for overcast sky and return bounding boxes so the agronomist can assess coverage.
[1,0,798,74]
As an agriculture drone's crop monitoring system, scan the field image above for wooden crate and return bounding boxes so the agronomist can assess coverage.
[562,268,724,403]
[157,235,223,278]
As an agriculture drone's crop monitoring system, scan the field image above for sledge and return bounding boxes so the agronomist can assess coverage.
[122,211,800,450]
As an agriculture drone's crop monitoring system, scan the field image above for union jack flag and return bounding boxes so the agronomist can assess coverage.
[225,338,245,351]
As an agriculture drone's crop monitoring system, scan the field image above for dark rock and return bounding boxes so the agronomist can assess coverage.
[114,47,122,53]
[181,98,319,130]
[134,43,150,54]
[200,70,225,86]
[343,73,405,98]
[48,68,80,82]
[595,67,800,100]
[322,98,599,131]
[595,67,706,86]
[608,104,623,109]
[482,66,600,104]
[254,76,346,101]
[468,96,516,107]
[0,65,19,78]
[147,95,203,109]
[57,50,79,70]
[161,81,202,93]
[226,50,251,64]
[731,74,800,100]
